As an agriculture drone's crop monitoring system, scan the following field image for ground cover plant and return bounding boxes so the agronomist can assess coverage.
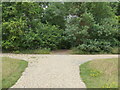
[2,2,120,54]
[80,58,118,88]
[18,48,50,54]
[2,57,28,89]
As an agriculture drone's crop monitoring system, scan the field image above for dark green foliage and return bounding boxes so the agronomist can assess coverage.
[64,2,119,54]
[2,2,119,54]
[2,2,43,51]
[65,12,94,47]
[21,23,63,50]
[42,3,67,29]
[2,2,63,51]
[76,40,112,54]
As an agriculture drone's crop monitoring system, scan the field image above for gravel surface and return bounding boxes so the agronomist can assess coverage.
[1,54,118,88]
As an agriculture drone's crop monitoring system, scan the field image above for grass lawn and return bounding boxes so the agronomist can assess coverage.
[2,48,51,54]
[2,57,28,89]
[80,58,118,88]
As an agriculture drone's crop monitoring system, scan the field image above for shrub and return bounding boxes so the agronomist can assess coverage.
[73,40,113,54]
[21,23,63,50]
[2,2,119,53]
[65,16,90,47]
[2,21,63,51]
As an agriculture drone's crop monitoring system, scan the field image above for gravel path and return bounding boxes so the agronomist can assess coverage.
[1,54,118,88]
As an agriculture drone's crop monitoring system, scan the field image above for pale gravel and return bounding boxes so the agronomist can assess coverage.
[1,54,118,88]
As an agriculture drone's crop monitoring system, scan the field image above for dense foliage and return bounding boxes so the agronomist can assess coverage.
[2,2,62,51]
[2,2,119,54]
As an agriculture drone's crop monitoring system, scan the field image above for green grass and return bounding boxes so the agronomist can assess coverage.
[13,48,51,54]
[80,58,118,88]
[2,57,28,89]
[111,47,119,54]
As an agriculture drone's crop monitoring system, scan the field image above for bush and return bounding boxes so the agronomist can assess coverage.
[2,21,63,51]
[21,23,63,50]
[65,16,90,47]
[2,2,119,53]
[2,20,27,51]
[2,3,63,51]
[73,40,113,54]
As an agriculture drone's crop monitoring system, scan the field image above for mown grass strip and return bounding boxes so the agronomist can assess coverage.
[80,58,118,88]
[2,57,28,89]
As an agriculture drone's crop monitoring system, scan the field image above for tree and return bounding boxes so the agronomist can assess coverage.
[42,2,68,29]
[2,2,63,51]
[2,2,119,53]
[64,2,119,49]
[2,2,43,50]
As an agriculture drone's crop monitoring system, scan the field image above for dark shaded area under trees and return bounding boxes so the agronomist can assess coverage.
[2,2,120,54]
